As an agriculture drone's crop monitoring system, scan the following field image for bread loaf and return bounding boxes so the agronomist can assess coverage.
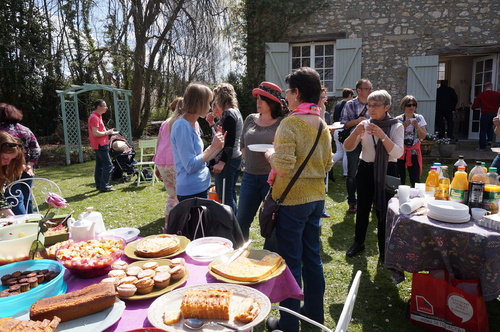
[180,289,232,320]
[211,253,283,282]
[30,282,116,322]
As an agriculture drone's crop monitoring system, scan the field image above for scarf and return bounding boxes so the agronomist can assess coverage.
[371,115,398,210]
[267,103,320,184]
[398,141,423,177]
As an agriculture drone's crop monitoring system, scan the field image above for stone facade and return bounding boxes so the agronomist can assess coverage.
[282,1,500,111]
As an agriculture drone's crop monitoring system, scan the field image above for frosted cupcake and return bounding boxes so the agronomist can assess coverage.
[117,283,137,297]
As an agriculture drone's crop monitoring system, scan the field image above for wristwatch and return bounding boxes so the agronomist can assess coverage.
[381,135,387,142]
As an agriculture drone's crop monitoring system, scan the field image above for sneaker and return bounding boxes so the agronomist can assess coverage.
[321,211,331,218]
[348,205,357,214]
[476,147,486,151]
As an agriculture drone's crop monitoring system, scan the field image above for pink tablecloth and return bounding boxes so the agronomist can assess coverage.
[63,252,303,331]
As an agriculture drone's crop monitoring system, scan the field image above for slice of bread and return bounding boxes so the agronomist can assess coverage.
[211,253,282,282]
[163,310,182,325]
[234,297,260,323]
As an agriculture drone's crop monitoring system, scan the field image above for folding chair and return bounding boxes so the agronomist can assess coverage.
[271,270,362,332]
[135,139,158,185]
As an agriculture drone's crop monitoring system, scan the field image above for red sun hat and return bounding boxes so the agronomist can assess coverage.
[252,82,283,104]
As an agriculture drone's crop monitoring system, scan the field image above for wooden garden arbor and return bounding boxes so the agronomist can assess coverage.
[56,84,132,165]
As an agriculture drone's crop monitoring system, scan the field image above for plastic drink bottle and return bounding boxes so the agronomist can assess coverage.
[435,166,450,200]
[450,166,468,204]
[481,162,488,174]
[467,161,486,208]
[483,167,500,213]
[453,155,467,176]
[425,166,439,196]
[433,162,443,177]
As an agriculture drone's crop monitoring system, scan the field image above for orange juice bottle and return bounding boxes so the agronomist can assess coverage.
[435,166,450,200]
[450,166,468,203]
[425,166,439,196]
[483,167,500,213]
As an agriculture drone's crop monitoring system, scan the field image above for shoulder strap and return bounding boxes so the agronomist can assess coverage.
[277,122,324,204]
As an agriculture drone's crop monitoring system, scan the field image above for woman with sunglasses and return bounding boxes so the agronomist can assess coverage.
[395,96,427,187]
[0,131,26,216]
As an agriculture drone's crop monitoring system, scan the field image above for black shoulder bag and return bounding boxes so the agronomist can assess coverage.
[259,122,324,238]
[338,105,367,143]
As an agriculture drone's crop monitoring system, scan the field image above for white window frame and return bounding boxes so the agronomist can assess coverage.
[290,42,335,96]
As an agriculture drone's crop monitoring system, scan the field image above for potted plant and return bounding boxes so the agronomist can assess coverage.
[420,133,437,156]
[436,137,458,158]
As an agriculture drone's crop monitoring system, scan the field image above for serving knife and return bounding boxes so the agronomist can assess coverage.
[225,239,252,265]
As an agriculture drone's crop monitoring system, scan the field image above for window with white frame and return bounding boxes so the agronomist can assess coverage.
[291,43,335,95]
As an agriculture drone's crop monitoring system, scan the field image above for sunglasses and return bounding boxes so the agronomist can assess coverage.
[405,103,417,107]
[2,142,22,148]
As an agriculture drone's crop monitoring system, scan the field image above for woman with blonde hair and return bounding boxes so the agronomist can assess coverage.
[171,83,225,201]
[0,131,26,215]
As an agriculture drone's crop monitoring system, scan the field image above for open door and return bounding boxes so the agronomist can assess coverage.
[265,43,290,90]
[407,56,439,133]
[334,38,362,97]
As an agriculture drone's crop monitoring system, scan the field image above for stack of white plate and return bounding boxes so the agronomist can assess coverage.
[426,200,470,223]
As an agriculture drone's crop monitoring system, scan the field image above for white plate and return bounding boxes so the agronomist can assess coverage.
[328,122,344,130]
[427,212,470,223]
[491,147,500,153]
[185,236,233,262]
[148,283,271,331]
[13,298,125,332]
[247,144,273,152]
[99,228,140,243]
[427,200,469,216]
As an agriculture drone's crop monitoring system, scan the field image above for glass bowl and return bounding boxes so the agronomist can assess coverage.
[55,236,125,278]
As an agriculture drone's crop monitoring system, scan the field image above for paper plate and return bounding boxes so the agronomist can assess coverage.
[99,228,140,243]
[247,144,273,152]
[427,200,469,216]
[427,212,471,223]
[185,237,233,262]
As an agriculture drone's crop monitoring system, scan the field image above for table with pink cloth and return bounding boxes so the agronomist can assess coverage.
[62,252,304,331]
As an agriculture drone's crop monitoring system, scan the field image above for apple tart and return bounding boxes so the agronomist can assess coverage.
[135,234,180,258]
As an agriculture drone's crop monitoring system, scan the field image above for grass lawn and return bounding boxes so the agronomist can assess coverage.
[35,161,499,332]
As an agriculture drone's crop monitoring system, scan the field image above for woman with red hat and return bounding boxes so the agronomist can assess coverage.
[236,81,288,251]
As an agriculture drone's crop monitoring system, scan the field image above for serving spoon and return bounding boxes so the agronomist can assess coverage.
[183,318,242,331]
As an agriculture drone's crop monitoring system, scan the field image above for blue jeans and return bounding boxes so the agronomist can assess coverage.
[479,113,496,149]
[276,200,325,332]
[214,157,241,215]
[6,171,33,215]
[492,154,500,174]
[94,145,113,190]
[177,189,208,202]
[346,144,361,206]
[236,172,277,252]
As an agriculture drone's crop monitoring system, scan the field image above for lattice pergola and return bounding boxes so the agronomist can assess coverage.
[56,84,132,165]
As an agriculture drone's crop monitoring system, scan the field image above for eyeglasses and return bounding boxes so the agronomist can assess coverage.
[359,87,372,91]
[405,103,417,107]
[366,104,385,109]
[2,142,22,148]
[285,88,295,94]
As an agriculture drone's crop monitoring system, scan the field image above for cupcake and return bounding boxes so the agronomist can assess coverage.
[11,271,22,278]
[117,283,137,297]
[26,272,37,278]
[8,284,21,293]
[137,269,155,280]
[135,278,154,294]
[28,277,38,288]
[153,272,171,288]
[156,265,171,274]
[112,260,129,270]
[142,261,158,270]
[169,258,185,267]
[126,266,143,277]
[1,274,12,285]
[18,278,29,284]
[101,277,120,288]
[0,289,11,297]
[19,283,30,292]
[108,270,127,279]
[169,265,185,280]
[119,276,138,285]
[36,274,45,284]
[6,278,18,286]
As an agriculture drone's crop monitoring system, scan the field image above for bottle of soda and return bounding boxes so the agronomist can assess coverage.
[425,166,439,196]
[453,155,467,176]
[467,161,486,208]
[435,166,450,200]
[483,167,500,213]
[450,166,468,204]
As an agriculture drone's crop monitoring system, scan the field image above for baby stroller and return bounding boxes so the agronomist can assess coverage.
[109,134,139,183]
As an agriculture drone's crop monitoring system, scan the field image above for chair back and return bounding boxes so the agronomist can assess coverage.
[4,178,63,215]
[136,139,158,185]
[334,270,362,332]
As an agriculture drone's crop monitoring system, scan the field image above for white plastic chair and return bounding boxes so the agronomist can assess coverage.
[136,139,158,185]
[4,178,63,214]
[271,270,362,332]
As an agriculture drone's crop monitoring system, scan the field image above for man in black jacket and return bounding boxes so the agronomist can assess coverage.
[435,80,458,138]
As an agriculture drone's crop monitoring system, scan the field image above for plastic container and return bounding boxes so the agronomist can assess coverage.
[453,155,467,176]
[0,259,66,317]
[450,166,468,204]
[425,166,439,196]
[483,167,500,213]
[467,161,486,208]
[435,166,450,200]
[0,223,44,266]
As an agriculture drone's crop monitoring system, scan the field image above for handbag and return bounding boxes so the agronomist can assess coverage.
[259,122,324,238]
[338,104,368,143]
[385,175,401,195]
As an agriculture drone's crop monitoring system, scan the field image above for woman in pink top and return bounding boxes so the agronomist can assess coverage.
[154,97,184,228]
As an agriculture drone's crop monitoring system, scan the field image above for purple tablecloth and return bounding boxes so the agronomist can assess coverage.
[385,198,500,301]
[63,252,303,331]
